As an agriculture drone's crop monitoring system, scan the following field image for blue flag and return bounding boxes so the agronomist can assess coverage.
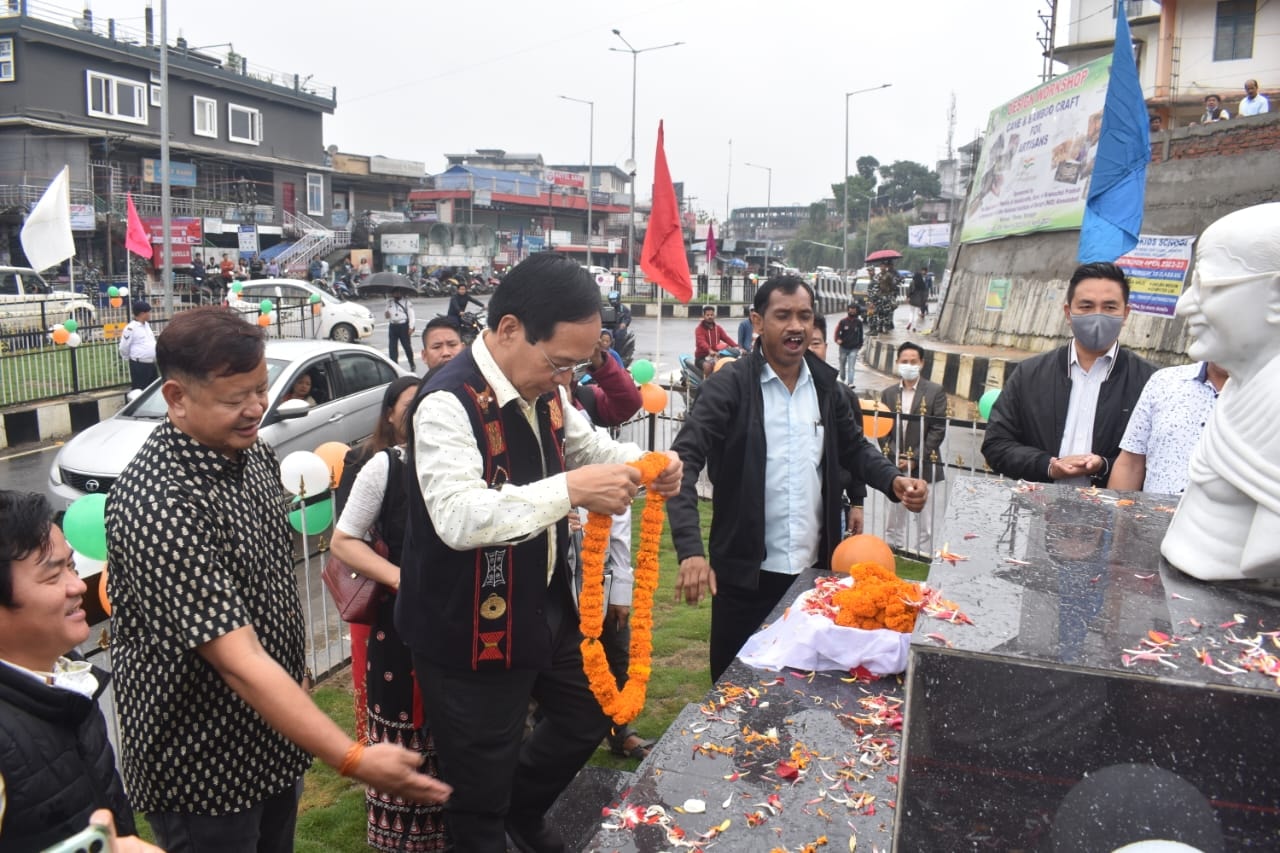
[1078,0,1149,262]
[515,227,523,259]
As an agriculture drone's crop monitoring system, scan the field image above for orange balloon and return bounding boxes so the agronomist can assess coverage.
[52,327,70,344]
[713,356,736,372]
[311,302,322,315]
[832,534,895,575]
[99,564,111,616]
[639,382,668,414]
[860,400,893,440]
[314,441,350,489]
[109,297,123,308]
[257,313,272,326]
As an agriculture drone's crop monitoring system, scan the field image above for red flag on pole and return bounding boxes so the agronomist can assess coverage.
[706,221,717,267]
[125,193,153,259]
[640,121,692,303]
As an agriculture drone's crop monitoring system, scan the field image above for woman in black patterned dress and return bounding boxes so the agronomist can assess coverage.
[332,377,447,851]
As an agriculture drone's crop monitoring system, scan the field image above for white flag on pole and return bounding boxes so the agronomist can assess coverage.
[20,165,76,272]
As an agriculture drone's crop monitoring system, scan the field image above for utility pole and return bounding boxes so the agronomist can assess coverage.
[1038,0,1059,82]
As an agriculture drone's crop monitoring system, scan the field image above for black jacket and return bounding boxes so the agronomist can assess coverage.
[669,348,901,591]
[981,344,1156,485]
[0,659,136,852]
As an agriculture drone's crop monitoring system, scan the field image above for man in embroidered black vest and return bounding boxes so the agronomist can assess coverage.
[399,253,683,853]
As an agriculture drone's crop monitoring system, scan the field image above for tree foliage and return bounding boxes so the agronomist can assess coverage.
[876,161,942,210]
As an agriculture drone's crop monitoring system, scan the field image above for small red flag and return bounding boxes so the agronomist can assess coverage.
[706,221,717,267]
[124,193,153,259]
[640,121,692,303]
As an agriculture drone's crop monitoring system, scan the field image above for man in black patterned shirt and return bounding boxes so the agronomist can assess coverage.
[106,307,449,852]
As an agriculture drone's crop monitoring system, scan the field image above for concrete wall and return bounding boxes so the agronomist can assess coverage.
[936,112,1280,366]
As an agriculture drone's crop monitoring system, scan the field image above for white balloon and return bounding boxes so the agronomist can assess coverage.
[66,332,82,348]
[52,323,66,332]
[119,286,130,297]
[279,450,330,496]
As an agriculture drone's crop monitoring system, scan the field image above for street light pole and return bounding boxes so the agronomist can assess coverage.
[610,30,684,285]
[558,95,594,268]
[843,83,891,274]
[744,163,771,275]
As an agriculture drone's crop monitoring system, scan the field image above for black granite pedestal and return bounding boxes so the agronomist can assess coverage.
[582,568,905,852]
[895,477,1280,852]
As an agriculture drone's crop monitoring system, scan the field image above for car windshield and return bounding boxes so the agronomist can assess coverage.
[127,358,290,419]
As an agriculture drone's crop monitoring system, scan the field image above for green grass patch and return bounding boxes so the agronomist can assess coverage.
[0,340,129,407]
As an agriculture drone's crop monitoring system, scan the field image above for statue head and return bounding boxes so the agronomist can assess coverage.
[1175,203,1280,384]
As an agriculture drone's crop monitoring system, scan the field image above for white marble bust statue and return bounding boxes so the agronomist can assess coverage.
[1162,202,1280,580]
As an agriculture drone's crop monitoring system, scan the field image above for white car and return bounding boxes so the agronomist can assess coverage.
[47,339,410,515]
[229,278,374,342]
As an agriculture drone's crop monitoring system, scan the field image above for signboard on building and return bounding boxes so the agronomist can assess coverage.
[1116,234,1196,317]
[908,222,951,248]
[142,217,203,265]
[549,230,572,247]
[474,189,492,207]
[142,158,198,188]
[960,54,1112,244]
[985,278,1011,311]
[546,170,585,188]
[367,210,406,226]
[381,233,421,254]
[238,225,259,258]
[369,155,426,178]
[69,204,96,231]
[203,217,223,236]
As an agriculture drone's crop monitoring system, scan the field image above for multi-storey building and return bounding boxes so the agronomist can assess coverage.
[0,2,336,278]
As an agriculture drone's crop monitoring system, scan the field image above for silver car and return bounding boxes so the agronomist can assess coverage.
[47,339,411,513]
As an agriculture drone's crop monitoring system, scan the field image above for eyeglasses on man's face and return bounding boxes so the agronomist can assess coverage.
[537,345,591,378]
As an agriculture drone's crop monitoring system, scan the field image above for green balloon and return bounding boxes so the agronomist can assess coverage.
[63,318,79,333]
[309,292,322,303]
[978,388,1001,420]
[63,493,108,561]
[629,359,655,385]
[231,281,244,293]
[107,286,120,297]
[288,495,333,536]
[259,299,274,314]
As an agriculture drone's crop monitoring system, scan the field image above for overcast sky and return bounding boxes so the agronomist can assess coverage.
[79,0,1079,218]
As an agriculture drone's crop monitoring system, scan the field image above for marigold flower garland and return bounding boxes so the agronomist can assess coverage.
[831,562,920,633]
[579,451,669,724]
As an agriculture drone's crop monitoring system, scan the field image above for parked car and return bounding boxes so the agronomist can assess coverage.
[0,265,97,334]
[47,339,409,514]
[228,278,374,342]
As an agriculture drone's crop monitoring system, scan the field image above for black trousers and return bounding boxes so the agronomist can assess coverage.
[128,359,158,391]
[412,589,611,853]
[709,570,799,682]
[388,321,414,369]
[147,777,302,853]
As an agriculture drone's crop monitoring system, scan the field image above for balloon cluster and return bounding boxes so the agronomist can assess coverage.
[257,297,275,327]
[309,292,322,315]
[279,443,350,535]
[628,359,667,414]
[106,285,130,309]
[62,493,109,613]
[50,317,82,348]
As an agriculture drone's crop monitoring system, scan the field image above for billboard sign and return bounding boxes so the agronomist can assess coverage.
[546,169,585,188]
[1116,234,1196,317]
[960,55,1113,244]
[142,217,203,265]
[381,233,421,254]
[908,222,951,248]
[142,158,198,188]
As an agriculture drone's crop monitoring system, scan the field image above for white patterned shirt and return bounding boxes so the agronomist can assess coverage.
[1119,362,1221,494]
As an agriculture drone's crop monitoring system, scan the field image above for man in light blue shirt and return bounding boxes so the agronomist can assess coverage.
[669,275,928,681]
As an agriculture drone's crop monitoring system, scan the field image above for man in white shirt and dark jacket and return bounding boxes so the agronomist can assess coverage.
[398,253,682,853]
[981,262,1156,487]
[667,275,929,682]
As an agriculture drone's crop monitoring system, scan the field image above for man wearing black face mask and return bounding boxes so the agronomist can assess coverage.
[982,262,1156,486]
